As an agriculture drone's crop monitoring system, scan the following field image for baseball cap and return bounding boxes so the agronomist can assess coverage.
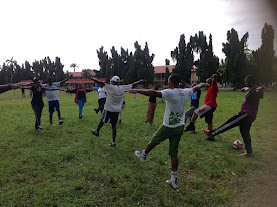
[111,75,120,82]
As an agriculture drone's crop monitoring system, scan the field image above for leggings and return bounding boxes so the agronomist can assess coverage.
[211,112,253,154]
[32,104,43,129]
[77,98,86,117]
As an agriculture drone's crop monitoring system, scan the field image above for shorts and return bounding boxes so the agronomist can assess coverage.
[185,106,197,119]
[194,105,216,123]
[101,110,119,125]
[151,125,184,156]
[48,100,60,113]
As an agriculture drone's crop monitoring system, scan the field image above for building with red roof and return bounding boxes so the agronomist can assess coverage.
[66,71,106,88]
[153,65,198,87]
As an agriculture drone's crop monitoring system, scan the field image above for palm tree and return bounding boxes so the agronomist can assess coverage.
[70,63,78,72]
[6,57,17,83]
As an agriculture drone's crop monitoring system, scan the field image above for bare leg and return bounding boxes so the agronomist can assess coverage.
[190,112,198,123]
[112,124,116,143]
[50,113,53,124]
[145,141,156,154]
[171,155,178,171]
[96,121,104,133]
[207,122,213,131]
[57,109,61,120]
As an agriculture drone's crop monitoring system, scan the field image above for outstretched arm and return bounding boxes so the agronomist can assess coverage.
[192,83,209,93]
[180,80,191,88]
[60,75,73,85]
[211,74,218,83]
[127,89,162,98]
[132,79,147,88]
[88,77,105,87]
[256,86,264,99]
[0,84,20,94]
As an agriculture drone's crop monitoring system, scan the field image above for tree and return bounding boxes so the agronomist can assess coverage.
[97,46,110,79]
[190,32,219,82]
[6,57,17,83]
[222,28,249,89]
[253,23,275,86]
[171,34,194,83]
[70,63,78,72]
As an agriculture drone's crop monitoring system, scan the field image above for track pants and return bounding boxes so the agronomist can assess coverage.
[210,111,254,154]
[32,104,43,129]
[97,98,106,113]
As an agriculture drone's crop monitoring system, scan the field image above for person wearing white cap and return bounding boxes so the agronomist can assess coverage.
[89,75,145,147]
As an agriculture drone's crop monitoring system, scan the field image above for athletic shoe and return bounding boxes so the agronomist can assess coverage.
[239,153,253,157]
[135,150,146,163]
[59,120,64,125]
[91,129,99,137]
[202,128,210,135]
[166,178,179,189]
[205,135,215,141]
[109,142,116,147]
[94,109,99,114]
[79,115,82,119]
[184,123,195,131]
[38,125,43,130]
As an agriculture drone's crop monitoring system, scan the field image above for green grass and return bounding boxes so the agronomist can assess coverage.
[0,89,276,206]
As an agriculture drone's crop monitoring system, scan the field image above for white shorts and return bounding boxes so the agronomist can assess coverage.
[194,105,212,117]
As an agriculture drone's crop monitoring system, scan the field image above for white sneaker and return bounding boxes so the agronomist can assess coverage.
[38,126,43,130]
[166,178,179,189]
[135,150,146,162]
[59,120,64,125]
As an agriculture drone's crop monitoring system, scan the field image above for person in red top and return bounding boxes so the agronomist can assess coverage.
[184,74,218,133]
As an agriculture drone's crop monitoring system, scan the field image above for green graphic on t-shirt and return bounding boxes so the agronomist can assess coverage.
[169,111,183,125]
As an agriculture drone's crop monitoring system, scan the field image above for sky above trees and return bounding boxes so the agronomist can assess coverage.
[0,0,276,71]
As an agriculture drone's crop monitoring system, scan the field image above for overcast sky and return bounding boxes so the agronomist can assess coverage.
[0,0,276,72]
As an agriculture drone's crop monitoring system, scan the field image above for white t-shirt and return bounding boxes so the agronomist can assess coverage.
[98,87,107,99]
[41,82,61,101]
[104,84,132,112]
[161,88,193,128]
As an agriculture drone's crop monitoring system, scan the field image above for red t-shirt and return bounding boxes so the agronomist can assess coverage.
[204,82,218,108]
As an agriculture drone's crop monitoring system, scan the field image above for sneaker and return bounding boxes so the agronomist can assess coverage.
[184,123,195,131]
[59,120,64,125]
[205,135,215,141]
[202,128,210,135]
[38,125,43,130]
[94,109,99,114]
[135,150,146,163]
[239,153,253,157]
[109,142,116,147]
[91,129,99,137]
[79,115,82,119]
[166,178,179,189]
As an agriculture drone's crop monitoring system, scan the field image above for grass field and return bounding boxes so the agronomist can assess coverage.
[0,88,277,206]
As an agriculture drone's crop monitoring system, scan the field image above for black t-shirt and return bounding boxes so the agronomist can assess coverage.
[77,90,86,99]
[31,86,44,106]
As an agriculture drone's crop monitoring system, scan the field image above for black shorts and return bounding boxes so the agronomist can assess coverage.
[200,107,216,123]
[101,110,119,125]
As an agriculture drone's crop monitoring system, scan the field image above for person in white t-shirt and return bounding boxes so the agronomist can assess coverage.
[90,75,145,147]
[93,85,107,114]
[127,74,207,189]
[41,76,72,125]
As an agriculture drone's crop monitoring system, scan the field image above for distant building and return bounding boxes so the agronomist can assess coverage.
[153,65,198,87]
[66,71,106,88]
